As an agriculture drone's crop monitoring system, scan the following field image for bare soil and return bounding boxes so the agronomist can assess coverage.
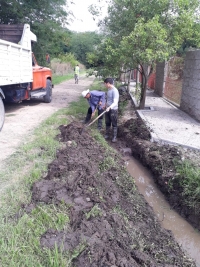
[28,121,195,266]
[1,78,199,266]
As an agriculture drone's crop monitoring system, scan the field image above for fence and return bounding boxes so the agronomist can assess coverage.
[163,57,184,106]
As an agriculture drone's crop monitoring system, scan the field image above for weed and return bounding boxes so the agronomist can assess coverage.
[99,156,116,171]
[85,204,102,220]
[69,243,87,263]
[119,100,128,115]
[47,243,68,267]
[175,160,200,214]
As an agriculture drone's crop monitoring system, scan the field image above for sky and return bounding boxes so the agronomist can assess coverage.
[67,0,107,32]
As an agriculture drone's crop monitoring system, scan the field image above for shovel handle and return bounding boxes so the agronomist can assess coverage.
[87,110,107,127]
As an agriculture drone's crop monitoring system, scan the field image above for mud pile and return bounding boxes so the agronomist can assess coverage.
[30,121,195,267]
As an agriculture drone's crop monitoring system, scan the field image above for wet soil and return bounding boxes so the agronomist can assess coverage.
[27,118,196,266]
[113,86,200,233]
[116,118,200,232]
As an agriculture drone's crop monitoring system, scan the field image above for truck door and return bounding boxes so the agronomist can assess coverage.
[32,53,45,90]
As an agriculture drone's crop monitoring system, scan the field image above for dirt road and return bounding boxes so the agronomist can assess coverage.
[0,76,94,162]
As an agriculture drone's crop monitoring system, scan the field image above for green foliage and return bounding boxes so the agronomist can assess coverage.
[0,0,68,25]
[0,0,70,65]
[57,53,78,65]
[67,32,102,67]
[0,0,103,67]
[91,0,200,108]
[175,161,200,214]
[32,25,71,65]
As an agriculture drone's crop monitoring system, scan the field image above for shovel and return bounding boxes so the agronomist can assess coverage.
[80,109,107,134]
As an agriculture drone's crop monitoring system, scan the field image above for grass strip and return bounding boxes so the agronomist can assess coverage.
[52,74,74,85]
[0,78,89,266]
[52,72,86,85]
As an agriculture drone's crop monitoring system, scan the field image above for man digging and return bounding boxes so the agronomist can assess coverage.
[82,89,106,131]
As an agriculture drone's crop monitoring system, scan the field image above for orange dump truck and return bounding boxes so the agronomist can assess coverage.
[0,24,53,131]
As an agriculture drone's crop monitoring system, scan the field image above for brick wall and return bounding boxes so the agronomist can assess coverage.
[148,73,156,89]
[180,50,200,121]
[164,77,183,105]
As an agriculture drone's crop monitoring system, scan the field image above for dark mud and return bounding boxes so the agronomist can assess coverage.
[117,117,200,231]
[29,121,195,266]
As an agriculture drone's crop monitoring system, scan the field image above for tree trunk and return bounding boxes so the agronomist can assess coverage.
[139,83,147,109]
[127,70,131,93]
[139,71,148,109]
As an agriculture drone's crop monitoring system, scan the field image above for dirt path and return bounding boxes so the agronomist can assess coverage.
[0,76,94,162]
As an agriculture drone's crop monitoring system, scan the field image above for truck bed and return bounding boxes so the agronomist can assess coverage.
[0,25,33,86]
[0,25,24,44]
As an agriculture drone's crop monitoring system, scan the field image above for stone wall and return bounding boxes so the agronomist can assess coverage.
[180,50,200,121]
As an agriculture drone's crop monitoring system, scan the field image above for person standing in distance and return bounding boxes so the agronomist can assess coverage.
[104,77,119,143]
[74,64,80,84]
[46,53,50,64]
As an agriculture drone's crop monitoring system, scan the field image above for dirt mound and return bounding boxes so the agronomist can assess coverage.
[119,118,151,140]
[29,121,195,267]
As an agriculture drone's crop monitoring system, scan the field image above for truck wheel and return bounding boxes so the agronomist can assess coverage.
[0,97,5,131]
[43,79,52,103]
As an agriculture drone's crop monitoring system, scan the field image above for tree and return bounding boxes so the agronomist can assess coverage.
[68,32,102,67]
[0,0,70,64]
[92,0,200,108]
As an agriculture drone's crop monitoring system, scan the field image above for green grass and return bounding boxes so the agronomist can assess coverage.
[0,76,111,266]
[0,105,77,266]
[52,72,87,85]
[52,74,74,85]
[0,203,70,266]
[175,161,200,214]
[64,96,88,117]
[89,80,105,91]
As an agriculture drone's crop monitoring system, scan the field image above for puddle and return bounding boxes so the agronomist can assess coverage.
[125,156,200,267]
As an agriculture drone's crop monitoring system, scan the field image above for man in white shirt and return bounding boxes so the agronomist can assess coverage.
[104,77,119,142]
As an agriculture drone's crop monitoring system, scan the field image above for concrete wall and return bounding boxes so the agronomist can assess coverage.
[154,62,166,96]
[180,50,200,121]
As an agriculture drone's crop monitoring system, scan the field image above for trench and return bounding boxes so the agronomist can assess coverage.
[125,155,200,267]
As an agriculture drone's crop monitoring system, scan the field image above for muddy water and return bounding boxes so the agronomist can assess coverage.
[125,156,200,267]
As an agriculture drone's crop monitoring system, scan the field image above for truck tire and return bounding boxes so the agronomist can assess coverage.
[43,79,52,103]
[0,97,5,131]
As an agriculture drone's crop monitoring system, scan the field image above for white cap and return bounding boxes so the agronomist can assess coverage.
[82,89,90,97]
